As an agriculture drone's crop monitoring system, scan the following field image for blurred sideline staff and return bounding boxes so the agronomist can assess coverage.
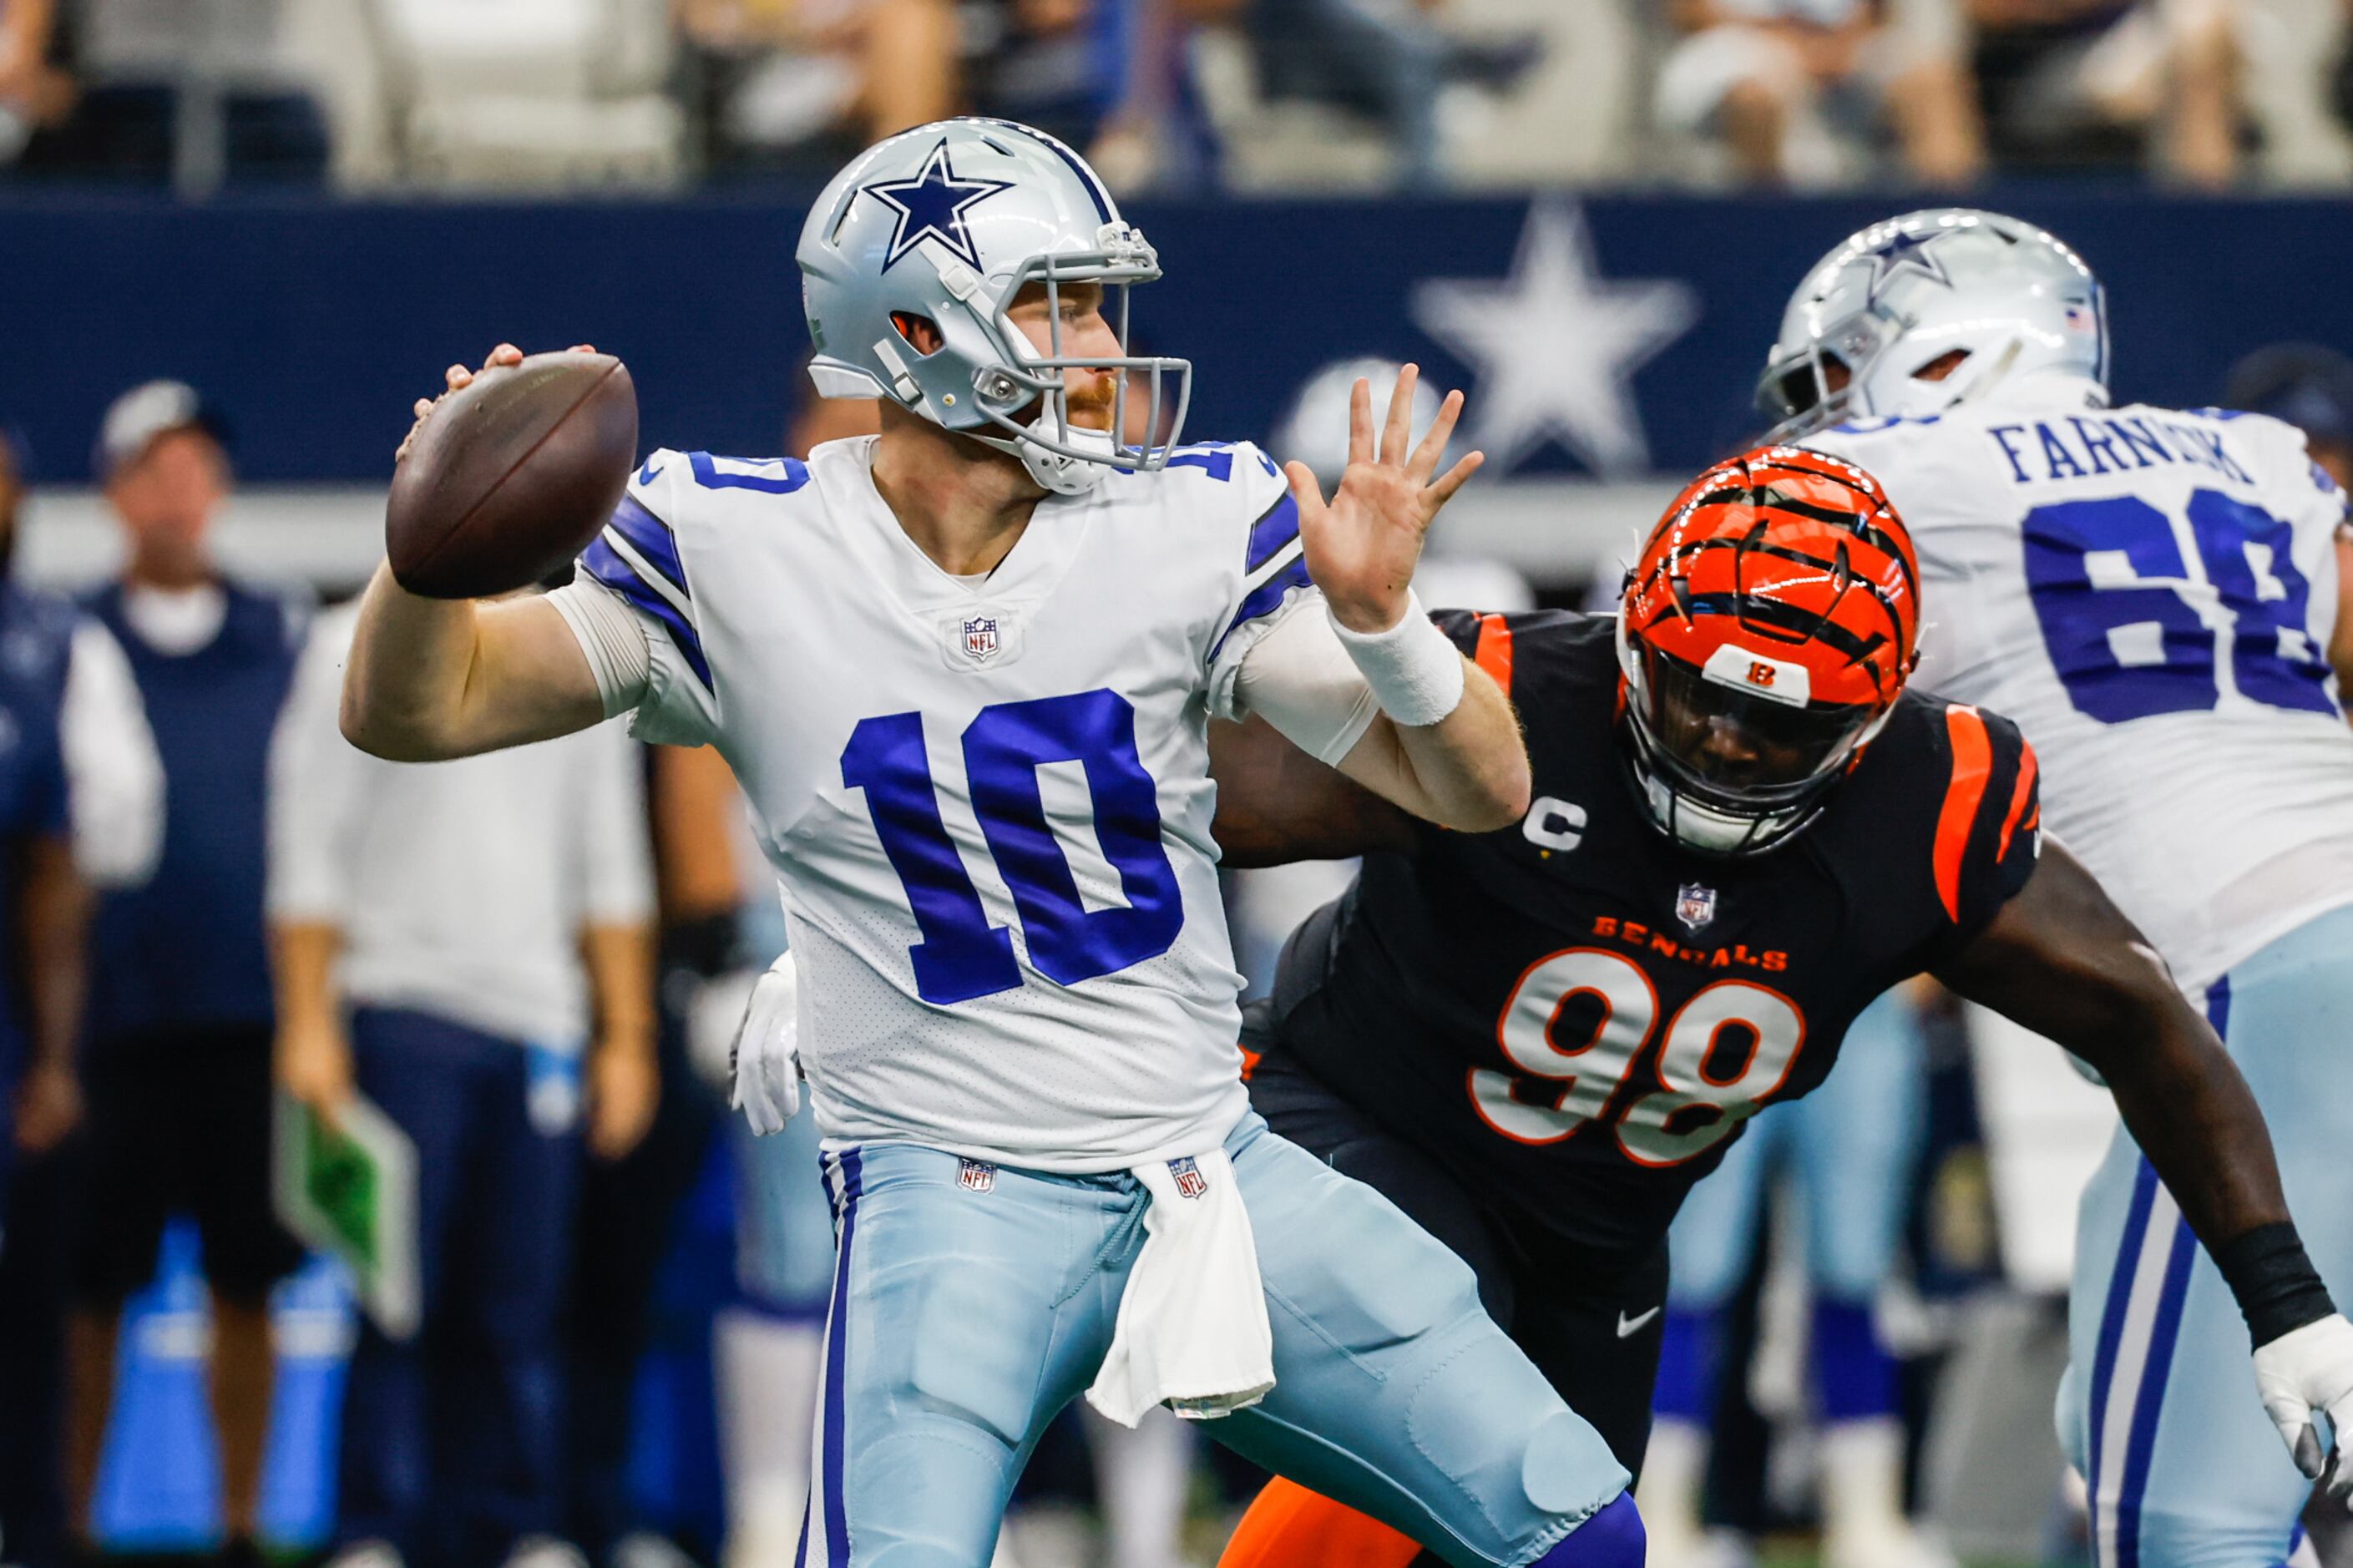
[0,417,162,1568]
[271,594,658,1568]
[63,382,303,1568]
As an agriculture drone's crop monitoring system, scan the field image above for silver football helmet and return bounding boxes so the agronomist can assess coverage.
[1758,208,2109,440]
[797,117,1191,495]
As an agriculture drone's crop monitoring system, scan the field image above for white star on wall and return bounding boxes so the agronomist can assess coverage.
[1412,201,1699,478]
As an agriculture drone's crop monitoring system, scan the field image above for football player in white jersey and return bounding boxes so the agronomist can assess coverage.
[1764,207,2353,1568]
[337,119,1649,1567]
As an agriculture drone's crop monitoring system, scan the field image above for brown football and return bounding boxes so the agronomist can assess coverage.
[385,352,638,599]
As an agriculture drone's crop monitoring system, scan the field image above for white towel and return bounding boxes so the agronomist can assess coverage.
[1085,1147,1276,1428]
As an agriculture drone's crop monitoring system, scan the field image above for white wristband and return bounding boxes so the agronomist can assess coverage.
[1329,592,1465,728]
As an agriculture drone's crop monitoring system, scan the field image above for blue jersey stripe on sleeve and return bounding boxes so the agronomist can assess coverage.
[608,495,689,596]
[1209,554,1313,665]
[1244,493,1302,573]
[583,535,713,692]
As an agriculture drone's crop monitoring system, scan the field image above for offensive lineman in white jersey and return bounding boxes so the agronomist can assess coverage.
[338,119,1649,1567]
[1765,208,2353,1568]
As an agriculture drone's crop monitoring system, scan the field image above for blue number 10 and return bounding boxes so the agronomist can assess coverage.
[840,690,1185,1005]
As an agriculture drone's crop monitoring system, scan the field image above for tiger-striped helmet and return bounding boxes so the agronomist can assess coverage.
[1617,445,1920,856]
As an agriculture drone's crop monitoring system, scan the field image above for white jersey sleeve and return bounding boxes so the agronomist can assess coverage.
[1202,445,1320,721]
[575,449,725,749]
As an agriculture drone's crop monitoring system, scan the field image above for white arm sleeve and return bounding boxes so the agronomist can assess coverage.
[1232,604,1382,766]
[60,620,164,888]
[547,577,654,720]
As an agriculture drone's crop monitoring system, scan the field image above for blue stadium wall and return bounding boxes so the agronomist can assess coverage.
[0,190,2341,484]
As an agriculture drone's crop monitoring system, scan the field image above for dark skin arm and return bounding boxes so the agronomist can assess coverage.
[1936,839,2290,1252]
[1207,715,1420,867]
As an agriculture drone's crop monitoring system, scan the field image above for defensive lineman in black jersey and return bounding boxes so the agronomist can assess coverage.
[1210,448,2353,1568]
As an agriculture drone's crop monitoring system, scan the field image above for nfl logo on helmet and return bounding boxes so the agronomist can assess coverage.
[1676,883,1717,933]
[1170,1156,1209,1200]
[963,615,1000,662]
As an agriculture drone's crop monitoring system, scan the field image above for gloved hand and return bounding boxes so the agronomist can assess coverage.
[729,951,802,1136]
[2254,1313,2353,1493]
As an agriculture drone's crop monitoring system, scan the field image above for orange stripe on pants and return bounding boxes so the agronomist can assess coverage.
[1217,1480,1423,1568]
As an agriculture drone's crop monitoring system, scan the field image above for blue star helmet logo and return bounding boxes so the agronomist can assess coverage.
[1859,227,1953,306]
[862,141,1015,273]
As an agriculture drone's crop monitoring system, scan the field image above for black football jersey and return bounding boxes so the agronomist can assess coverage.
[1263,610,2042,1260]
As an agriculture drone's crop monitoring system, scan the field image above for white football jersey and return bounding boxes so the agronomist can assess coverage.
[1808,379,2353,991]
[581,435,1317,1171]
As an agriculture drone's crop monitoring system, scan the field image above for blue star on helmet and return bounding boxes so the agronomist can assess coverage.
[862,142,1014,273]
[1859,227,1953,306]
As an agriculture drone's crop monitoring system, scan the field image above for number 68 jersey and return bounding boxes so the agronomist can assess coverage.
[1805,386,2353,994]
[581,435,1317,1172]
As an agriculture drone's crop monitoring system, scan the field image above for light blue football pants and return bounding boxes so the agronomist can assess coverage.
[795,1111,1631,1567]
[2058,902,2353,1568]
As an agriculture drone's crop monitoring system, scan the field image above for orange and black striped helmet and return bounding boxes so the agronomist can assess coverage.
[1615,445,1920,856]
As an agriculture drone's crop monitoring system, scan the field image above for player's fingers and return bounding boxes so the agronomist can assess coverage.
[1283,460,1330,529]
[1424,449,1486,511]
[1408,388,1464,482]
[1379,363,1419,468]
[484,342,523,369]
[444,363,472,391]
[569,343,597,355]
[1347,377,1373,470]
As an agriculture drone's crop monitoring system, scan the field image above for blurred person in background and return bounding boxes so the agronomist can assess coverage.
[63,381,306,1568]
[1965,0,2246,187]
[1639,981,1948,1568]
[0,0,76,165]
[271,588,657,1568]
[679,0,954,178]
[0,422,161,1568]
[562,725,730,1568]
[1656,0,1986,187]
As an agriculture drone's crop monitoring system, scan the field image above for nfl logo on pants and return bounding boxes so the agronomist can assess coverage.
[1170,1156,1208,1199]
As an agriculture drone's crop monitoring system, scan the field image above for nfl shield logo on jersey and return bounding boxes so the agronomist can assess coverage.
[963,616,1001,662]
[1170,1156,1209,1200]
[1676,883,1717,933]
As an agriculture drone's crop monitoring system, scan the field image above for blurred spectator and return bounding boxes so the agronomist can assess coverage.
[680,0,954,179]
[1656,0,1986,187]
[562,736,731,1568]
[0,421,161,1568]
[270,594,657,1568]
[63,381,305,1568]
[12,0,327,190]
[0,0,77,164]
[1966,0,2245,187]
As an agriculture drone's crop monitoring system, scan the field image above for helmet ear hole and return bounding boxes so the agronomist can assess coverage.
[891,311,945,357]
[1911,347,1971,383]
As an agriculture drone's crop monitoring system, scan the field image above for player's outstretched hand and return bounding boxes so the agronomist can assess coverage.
[2254,1313,2353,1498]
[1287,364,1484,635]
[394,341,598,463]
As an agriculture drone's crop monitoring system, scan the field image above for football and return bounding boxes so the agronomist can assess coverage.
[384,350,638,599]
